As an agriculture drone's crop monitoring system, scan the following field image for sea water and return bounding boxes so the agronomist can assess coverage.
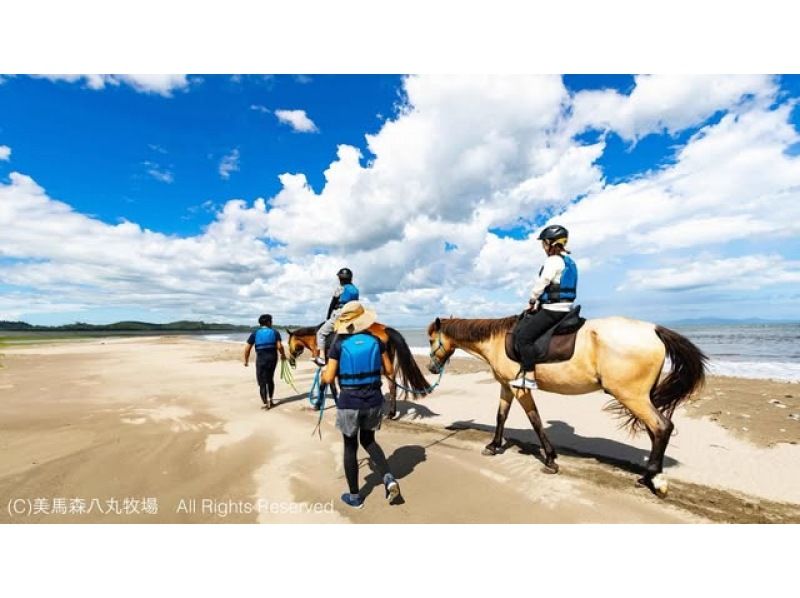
[383,324,800,383]
[202,323,800,382]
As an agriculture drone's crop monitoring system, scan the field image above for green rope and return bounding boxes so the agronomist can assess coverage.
[279,358,299,394]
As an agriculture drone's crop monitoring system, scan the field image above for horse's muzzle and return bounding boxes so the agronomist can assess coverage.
[427,360,441,375]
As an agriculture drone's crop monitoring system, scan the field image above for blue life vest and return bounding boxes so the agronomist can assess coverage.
[337,283,359,307]
[540,255,578,304]
[338,333,381,388]
[254,327,278,352]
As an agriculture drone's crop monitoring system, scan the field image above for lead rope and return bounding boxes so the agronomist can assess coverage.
[280,359,299,394]
[309,366,326,439]
[384,364,446,395]
[388,330,449,394]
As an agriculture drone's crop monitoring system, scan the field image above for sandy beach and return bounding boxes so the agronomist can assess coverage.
[1,336,799,523]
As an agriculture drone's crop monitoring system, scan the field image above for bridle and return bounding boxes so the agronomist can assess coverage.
[287,334,307,367]
[429,330,453,373]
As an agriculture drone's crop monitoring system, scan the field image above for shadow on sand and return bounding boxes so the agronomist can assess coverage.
[360,444,428,505]
[445,419,679,475]
[384,397,440,420]
[267,392,313,408]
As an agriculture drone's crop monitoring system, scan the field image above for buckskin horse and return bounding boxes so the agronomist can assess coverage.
[426,314,707,496]
[287,323,430,417]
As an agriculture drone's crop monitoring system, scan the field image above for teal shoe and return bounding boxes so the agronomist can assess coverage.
[340,493,364,509]
[384,474,400,503]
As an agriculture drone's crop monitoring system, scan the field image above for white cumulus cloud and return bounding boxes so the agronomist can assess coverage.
[622,255,800,291]
[31,74,191,97]
[144,161,174,184]
[3,75,799,324]
[274,109,318,133]
[0,145,10,161]
[219,149,240,180]
[569,74,775,141]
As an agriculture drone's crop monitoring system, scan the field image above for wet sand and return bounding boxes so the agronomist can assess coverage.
[1,337,798,523]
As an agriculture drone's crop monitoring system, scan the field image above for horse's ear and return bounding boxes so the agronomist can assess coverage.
[434,317,441,331]
[286,328,294,336]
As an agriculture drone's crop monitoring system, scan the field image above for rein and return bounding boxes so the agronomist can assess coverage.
[386,330,449,395]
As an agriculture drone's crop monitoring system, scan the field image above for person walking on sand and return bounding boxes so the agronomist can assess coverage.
[510,224,578,391]
[244,314,287,409]
[312,267,359,367]
[320,301,400,509]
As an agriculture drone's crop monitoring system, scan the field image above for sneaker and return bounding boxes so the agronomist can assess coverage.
[340,493,364,509]
[384,474,400,503]
[509,376,538,390]
[313,356,326,367]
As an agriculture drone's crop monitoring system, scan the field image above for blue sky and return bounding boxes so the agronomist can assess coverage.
[1,74,799,325]
[0,75,403,235]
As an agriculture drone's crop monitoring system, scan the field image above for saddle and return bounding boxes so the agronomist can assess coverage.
[505,305,585,368]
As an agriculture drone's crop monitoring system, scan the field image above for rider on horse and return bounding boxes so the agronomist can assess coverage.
[313,267,360,367]
[510,224,578,391]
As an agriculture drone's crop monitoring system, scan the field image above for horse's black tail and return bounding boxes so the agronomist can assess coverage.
[384,326,432,397]
[651,325,708,421]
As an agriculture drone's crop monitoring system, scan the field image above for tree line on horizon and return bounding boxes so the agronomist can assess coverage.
[0,320,257,332]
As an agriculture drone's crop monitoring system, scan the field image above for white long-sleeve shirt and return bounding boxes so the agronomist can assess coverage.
[529,254,574,312]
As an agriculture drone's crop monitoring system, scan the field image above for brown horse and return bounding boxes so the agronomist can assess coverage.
[426,315,707,496]
[287,323,431,417]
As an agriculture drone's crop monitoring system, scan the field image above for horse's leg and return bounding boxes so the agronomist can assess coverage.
[387,377,398,419]
[607,388,674,497]
[515,389,559,473]
[386,352,398,419]
[482,385,513,456]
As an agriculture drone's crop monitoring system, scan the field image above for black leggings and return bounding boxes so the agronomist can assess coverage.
[256,354,278,404]
[343,430,390,495]
[516,308,565,370]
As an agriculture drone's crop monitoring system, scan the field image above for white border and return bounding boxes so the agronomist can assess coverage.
[1,0,798,73]
[1,525,797,596]
[2,3,798,596]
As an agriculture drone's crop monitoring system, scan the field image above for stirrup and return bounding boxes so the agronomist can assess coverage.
[510,375,538,390]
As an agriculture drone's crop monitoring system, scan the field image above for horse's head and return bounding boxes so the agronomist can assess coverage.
[427,317,456,374]
[286,330,303,368]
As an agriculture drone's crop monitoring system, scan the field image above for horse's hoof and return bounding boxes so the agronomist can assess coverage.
[482,446,498,456]
[652,474,669,498]
[542,462,559,474]
[388,411,398,420]
[636,475,668,497]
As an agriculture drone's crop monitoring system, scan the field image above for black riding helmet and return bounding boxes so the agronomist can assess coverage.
[337,267,353,283]
[538,224,569,243]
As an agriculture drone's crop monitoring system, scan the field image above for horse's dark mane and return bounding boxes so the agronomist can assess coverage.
[291,323,323,337]
[428,316,517,343]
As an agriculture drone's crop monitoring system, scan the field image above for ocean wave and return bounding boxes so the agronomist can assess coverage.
[200,333,245,344]
[411,347,799,382]
[199,335,800,383]
[707,360,800,383]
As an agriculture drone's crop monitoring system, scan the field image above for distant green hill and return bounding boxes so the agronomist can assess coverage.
[0,320,252,332]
